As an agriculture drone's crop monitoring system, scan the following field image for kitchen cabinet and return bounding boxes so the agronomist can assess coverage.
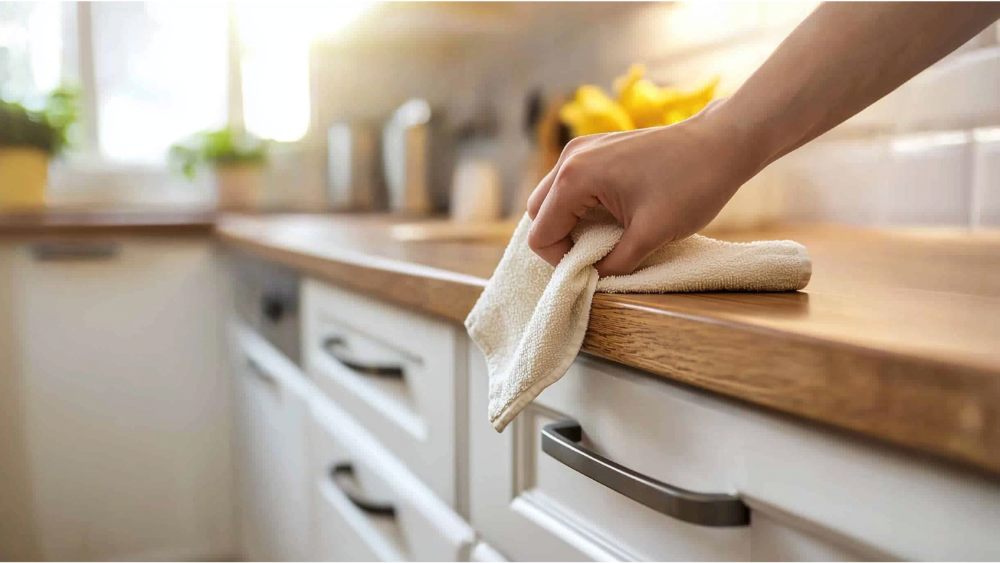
[302,279,464,508]
[310,385,476,562]
[234,324,312,562]
[0,243,40,561]
[468,342,1000,561]
[2,239,234,561]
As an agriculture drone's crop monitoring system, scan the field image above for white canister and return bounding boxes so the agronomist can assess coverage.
[451,157,502,223]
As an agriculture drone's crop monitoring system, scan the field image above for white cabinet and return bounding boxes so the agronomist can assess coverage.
[234,324,312,562]
[4,239,234,561]
[310,392,476,562]
[0,244,39,561]
[302,279,464,507]
[468,342,1000,561]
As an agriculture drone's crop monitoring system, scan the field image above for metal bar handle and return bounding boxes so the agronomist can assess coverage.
[322,336,404,379]
[541,419,750,527]
[30,241,120,261]
[330,463,396,517]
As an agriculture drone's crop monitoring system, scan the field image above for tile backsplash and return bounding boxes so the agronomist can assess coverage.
[442,2,1000,229]
[974,129,1000,227]
[244,1,1000,225]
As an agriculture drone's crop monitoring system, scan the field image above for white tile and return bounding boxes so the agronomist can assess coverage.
[881,132,973,226]
[894,45,1000,132]
[973,128,1000,227]
[770,138,891,225]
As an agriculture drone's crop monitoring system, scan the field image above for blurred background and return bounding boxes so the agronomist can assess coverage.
[2,1,998,227]
[3,3,1000,563]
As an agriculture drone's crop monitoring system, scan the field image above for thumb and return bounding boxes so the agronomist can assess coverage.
[594,218,659,277]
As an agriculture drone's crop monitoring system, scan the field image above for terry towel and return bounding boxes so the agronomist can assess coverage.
[465,209,811,432]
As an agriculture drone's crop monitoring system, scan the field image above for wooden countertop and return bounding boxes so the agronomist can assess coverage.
[0,208,216,236]
[217,213,1000,476]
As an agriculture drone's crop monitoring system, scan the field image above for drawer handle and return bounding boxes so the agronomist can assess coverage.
[322,337,404,379]
[330,463,396,517]
[246,359,276,385]
[541,419,750,527]
[30,241,120,261]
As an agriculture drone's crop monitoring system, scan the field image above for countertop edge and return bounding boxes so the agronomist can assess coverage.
[215,222,1000,477]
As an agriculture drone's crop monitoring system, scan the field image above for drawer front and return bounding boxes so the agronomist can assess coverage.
[310,393,475,562]
[302,279,461,506]
[469,347,753,561]
[470,542,508,562]
[233,324,312,562]
[469,344,1000,561]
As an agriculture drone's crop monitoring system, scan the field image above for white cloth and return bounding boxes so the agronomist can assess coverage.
[465,210,811,432]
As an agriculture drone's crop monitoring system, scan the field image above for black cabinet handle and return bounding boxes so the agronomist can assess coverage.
[321,337,404,379]
[261,294,286,323]
[30,241,119,261]
[542,419,750,527]
[330,463,396,517]
[246,359,276,385]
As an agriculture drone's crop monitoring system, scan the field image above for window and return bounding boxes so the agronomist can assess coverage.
[3,2,376,174]
[90,2,229,163]
[236,4,311,143]
[0,2,65,103]
[236,2,375,142]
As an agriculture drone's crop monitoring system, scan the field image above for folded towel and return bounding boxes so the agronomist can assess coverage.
[465,209,811,432]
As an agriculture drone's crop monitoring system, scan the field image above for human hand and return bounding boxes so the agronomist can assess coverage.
[526,100,767,277]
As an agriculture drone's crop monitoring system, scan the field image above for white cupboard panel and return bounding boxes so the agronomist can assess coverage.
[13,240,234,561]
[469,344,1000,561]
[470,542,508,562]
[234,324,312,562]
[310,393,475,562]
[303,279,462,506]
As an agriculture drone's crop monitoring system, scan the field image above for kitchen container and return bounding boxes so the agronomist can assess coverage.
[451,157,502,222]
[382,99,451,215]
[328,123,384,211]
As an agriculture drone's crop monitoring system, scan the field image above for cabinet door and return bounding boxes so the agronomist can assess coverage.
[12,240,234,561]
[235,324,312,562]
[469,350,884,563]
[310,394,476,562]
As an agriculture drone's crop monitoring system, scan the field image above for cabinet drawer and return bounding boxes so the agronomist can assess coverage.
[310,394,474,562]
[469,345,1000,560]
[233,324,312,562]
[302,279,462,506]
[470,542,508,562]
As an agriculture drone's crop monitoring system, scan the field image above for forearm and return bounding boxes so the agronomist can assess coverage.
[715,2,1000,170]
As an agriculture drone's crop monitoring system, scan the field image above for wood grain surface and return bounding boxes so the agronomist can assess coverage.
[218,214,1000,474]
[0,208,216,237]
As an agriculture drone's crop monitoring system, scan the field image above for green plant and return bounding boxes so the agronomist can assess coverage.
[169,127,270,180]
[0,86,80,156]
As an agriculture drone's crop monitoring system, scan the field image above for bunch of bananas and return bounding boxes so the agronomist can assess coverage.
[559,64,719,138]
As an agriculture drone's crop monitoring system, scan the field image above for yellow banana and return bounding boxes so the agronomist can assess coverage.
[559,65,720,137]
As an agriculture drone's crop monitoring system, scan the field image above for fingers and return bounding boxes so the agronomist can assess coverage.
[595,215,659,277]
[527,166,556,220]
[528,235,573,268]
[528,157,600,267]
[528,135,597,219]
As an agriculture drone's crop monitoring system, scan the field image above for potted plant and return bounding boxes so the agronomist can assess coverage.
[169,127,270,210]
[0,87,79,210]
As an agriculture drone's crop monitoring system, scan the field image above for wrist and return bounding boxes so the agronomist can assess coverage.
[696,96,792,175]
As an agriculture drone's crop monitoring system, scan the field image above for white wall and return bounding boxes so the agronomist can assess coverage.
[300,0,996,229]
[439,2,1000,228]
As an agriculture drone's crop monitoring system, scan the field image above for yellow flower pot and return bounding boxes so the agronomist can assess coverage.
[214,164,265,211]
[0,147,49,210]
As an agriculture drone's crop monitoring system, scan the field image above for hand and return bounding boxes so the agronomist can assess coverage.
[526,100,766,277]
